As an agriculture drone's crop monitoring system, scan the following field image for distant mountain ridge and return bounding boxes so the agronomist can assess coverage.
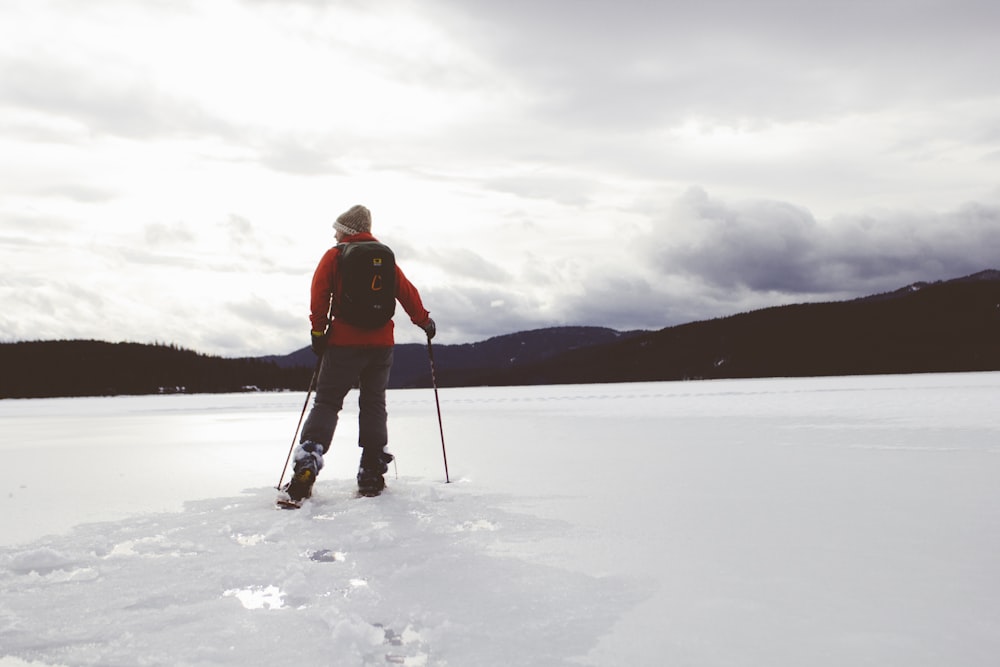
[263,326,647,388]
[856,269,1000,302]
[456,269,1000,386]
[262,269,1000,387]
[2,270,997,398]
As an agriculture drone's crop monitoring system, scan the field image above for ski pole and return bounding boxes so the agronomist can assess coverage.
[426,337,450,483]
[276,356,322,490]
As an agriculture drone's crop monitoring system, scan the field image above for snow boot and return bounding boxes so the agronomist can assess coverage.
[357,448,393,497]
[284,441,325,502]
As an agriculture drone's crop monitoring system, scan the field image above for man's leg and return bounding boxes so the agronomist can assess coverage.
[287,346,366,500]
[301,346,370,451]
[356,347,393,495]
[358,346,393,451]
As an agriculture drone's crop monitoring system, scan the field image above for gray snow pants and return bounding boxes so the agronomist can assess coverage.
[300,345,393,455]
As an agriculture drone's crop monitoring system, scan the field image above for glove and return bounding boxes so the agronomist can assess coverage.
[310,330,328,356]
[421,317,436,341]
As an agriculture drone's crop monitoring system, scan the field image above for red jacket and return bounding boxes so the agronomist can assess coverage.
[309,232,430,347]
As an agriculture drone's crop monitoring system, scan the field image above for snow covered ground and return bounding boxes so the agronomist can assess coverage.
[1,372,998,666]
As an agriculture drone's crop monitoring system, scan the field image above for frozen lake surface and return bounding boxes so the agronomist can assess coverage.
[2,373,999,666]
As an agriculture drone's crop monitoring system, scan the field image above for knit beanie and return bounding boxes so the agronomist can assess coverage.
[333,205,372,235]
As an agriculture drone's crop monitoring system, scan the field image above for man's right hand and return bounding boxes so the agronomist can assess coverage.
[311,330,328,356]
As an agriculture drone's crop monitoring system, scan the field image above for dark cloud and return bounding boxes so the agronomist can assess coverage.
[650,188,828,293]
[583,188,1000,326]
[558,275,752,333]
[652,188,1000,295]
[556,275,664,330]
[417,283,552,344]
[483,188,1000,334]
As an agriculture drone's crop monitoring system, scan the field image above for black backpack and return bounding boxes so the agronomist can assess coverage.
[334,242,397,329]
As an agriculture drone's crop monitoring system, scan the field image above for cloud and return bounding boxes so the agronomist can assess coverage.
[417,247,513,283]
[482,173,593,207]
[2,0,998,357]
[645,186,1000,298]
[226,294,299,331]
[482,187,1000,334]
[256,135,346,175]
[39,184,117,203]
[144,222,198,247]
[0,275,114,344]
[649,188,828,293]
[0,57,233,141]
[413,282,551,345]
[223,216,257,248]
[391,184,1000,342]
[428,0,1000,128]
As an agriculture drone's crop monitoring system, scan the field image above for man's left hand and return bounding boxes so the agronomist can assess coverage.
[421,318,436,340]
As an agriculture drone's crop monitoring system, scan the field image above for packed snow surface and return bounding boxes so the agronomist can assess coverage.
[2,373,999,666]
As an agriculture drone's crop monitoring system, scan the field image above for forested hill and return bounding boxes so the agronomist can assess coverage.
[2,270,998,398]
[0,341,310,399]
[445,269,1000,386]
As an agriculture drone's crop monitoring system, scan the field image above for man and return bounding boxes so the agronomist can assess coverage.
[285,204,435,500]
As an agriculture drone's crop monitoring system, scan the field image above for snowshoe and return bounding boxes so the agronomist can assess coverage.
[356,472,385,497]
[284,464,315,499]
[276,496,304,510]
[281,442,324,506]
[357,449,393,497]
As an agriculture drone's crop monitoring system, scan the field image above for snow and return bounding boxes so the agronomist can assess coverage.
[2,373,999,666]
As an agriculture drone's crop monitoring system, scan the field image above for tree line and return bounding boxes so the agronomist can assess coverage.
[2,270,997,398]
[0,341,312,399]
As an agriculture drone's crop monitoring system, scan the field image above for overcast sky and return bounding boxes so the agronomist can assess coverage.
[2,0,999,357]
